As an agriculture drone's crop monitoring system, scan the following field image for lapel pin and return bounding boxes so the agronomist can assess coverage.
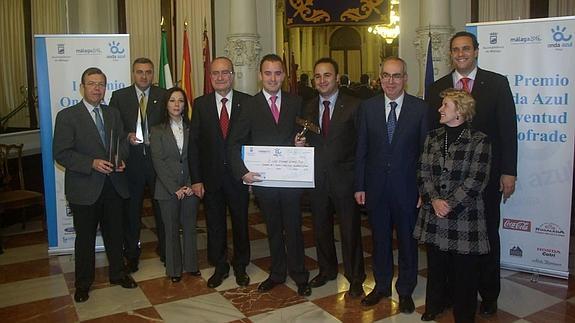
[153,100,158,104]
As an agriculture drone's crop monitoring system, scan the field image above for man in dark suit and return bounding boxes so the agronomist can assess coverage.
[355,57,428,312]
[228,54,310,296]
[426,31,517,317]
[297,73,316,102]
[188,57,251,288]
[357,74,375,100]
[53,67,137,303]
[299,57,365,297]
[109,57,167,272]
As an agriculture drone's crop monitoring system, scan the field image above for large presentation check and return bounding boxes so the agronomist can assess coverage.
[241,146,315,188]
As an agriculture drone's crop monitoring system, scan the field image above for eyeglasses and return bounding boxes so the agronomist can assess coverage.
[380,73,404,82]
[84,82,106,88]
[210,70,233,77]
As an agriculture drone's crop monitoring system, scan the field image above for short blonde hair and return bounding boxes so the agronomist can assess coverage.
[440,88,476,121]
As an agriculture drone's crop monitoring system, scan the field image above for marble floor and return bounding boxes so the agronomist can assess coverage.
[0,198,574,322]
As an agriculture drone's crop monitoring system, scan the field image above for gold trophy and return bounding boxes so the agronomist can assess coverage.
[296,117,321,140]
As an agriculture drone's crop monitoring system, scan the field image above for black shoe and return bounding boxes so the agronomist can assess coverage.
[189,270,201,277]
[126,259,139,273]
[479,300,497,317]
[399,296,415,314]
[309,273,337,288]
[347,282,364,298]
[207,272,229,288]
[170,276,181,283]
[110,275,138,289]
[421,309,443,321]
[74,288,89,303]
[235,272,250,286]
[361,290,390,306]
[258,278,283,292]
[297,283,312,296]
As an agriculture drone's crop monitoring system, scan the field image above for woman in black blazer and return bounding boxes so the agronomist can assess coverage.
[414,88,491,323]
[150,87,200,282]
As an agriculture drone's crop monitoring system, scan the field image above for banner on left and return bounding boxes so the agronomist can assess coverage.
[35,34,131,255]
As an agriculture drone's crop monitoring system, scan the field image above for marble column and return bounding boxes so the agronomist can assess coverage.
[300,28,313,76]
[224,0,261,95]
[414,0,453,97]
[289,27,301,76]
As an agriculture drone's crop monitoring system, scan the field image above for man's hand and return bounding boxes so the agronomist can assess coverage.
[354,191,366,205]
[500,174,516,203]
[431,199,451,218]
[242,172,262,184]
[115,160,126,172]
[128,132,142,145]
[175,188,186,200]
[294,134,306,147]
[191,183,205,198]
[92,159,114,174]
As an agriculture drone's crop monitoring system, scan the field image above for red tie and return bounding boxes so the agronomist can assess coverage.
[321,100,330,138]
[461,77,471,93]
[219,98,230,139]
[270,96,280,124]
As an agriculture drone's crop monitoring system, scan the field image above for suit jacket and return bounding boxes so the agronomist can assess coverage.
[228,90,303,180]
[414,127,491,254]
[303,92,360,195]
[109,84,167,150]
[426,68,517,177]
[150,122,192,200]
[53,102,129,205]
[355,93,429,209]
[188,90,251,191]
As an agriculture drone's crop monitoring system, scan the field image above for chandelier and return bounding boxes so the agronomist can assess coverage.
[368,0,400,44]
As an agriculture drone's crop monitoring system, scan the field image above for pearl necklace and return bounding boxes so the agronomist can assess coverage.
[443,128,467,164]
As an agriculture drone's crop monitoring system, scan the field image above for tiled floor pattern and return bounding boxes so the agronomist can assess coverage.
[1,198,574,322]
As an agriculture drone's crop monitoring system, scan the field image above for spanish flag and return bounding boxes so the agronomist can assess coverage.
[181,28,194,118]
[203,26,213,95]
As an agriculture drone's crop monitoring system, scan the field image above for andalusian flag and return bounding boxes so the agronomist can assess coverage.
[181,28,194,118]
[159,30,173,89]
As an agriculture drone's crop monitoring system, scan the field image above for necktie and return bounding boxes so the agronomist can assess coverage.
[387,101,397,144]
[220,98,230,139]
[93,107,106,146]
[461,77,471,93]
[321,100,330,138]
[270,95,280,124]
[139,93,149,145]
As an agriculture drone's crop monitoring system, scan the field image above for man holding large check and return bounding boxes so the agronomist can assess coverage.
[227,54,312,296]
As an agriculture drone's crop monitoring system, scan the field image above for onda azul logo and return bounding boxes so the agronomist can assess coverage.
[548,25,573,48]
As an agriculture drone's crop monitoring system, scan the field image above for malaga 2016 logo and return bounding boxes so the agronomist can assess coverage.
[548,25,573,48]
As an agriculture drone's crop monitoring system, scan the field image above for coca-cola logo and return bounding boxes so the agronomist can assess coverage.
[502,218,531,232]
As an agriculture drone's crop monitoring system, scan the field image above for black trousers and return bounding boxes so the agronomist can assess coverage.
[478,174,502,303]
[309,174,365,284]
[70,178,126,290]
[426,244,481,323]
[124,145,164,261]
[204,170,250,274]
[253,186,309,285]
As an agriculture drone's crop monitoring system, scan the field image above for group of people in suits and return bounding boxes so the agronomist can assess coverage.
[52,30,516,322]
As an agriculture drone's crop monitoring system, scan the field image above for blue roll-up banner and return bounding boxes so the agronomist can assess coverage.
[468,16,574,278]
[35,35,131,255]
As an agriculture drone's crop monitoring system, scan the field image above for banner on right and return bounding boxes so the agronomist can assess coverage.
[468,16,574,278]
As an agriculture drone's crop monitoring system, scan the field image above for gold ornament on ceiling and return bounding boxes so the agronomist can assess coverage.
[341,0,384,22]
[287,0,331,24]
